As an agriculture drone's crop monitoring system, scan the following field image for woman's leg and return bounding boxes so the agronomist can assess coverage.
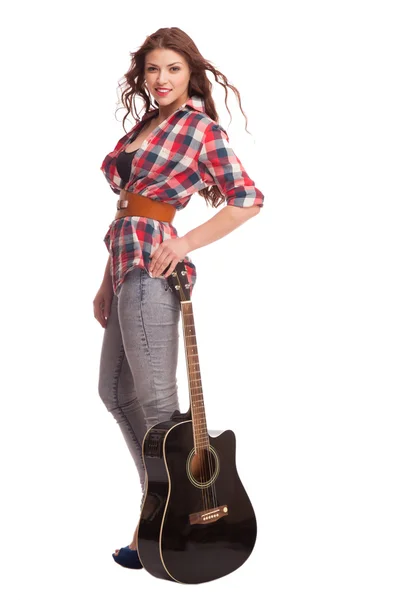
[98,266,181,551]
[116,267,181,434]
[98,291,147,493]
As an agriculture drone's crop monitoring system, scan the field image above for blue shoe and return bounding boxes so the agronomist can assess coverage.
[112,546,143,569]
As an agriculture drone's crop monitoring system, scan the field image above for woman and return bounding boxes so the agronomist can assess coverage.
[94,27,264,569]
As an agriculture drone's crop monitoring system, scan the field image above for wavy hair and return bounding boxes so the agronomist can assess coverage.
[115,27,251,208]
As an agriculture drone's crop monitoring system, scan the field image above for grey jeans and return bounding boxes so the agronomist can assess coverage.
[98,267,181,494]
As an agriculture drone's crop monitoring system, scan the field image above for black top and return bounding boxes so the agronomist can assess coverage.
[116,148,138,187]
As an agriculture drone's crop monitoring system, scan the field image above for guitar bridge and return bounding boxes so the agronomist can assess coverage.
[189,505,228,525]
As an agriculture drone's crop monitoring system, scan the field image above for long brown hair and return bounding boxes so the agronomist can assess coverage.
[115,27,250,208]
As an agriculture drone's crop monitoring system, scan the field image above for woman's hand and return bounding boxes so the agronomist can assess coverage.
[93,279,114,328]
[149,237,190,279]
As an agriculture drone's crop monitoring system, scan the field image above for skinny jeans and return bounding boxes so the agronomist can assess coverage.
[97,267,181,494]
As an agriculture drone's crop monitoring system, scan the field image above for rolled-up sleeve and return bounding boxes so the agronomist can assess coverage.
[197,122,264,208]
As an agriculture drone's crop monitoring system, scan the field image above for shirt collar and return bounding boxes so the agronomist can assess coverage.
[183,94,206,113]
[141,94,206,123]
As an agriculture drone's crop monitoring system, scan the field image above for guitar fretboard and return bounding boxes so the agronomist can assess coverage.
[181,302,209,451]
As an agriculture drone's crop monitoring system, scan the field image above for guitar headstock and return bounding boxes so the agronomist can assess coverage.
[164,260,191,303]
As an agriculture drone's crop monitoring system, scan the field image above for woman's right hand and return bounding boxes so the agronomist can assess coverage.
[93,279,113,328]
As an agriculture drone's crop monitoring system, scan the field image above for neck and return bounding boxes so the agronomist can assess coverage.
[156,95,189,123]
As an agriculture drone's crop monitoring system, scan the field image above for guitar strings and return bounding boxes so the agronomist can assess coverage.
[178,265,218,511]
[189,305,209,510]
[185,303,217,511]
[185,289,218,511]
[181,284,207,510]
[188,304,210,510]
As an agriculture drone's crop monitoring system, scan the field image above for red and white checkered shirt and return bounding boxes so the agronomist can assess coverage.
[100,95,264,297]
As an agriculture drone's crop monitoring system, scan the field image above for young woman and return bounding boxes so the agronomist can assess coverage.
[94,27,264,569]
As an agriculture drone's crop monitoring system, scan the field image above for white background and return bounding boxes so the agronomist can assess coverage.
[1,1,399,598]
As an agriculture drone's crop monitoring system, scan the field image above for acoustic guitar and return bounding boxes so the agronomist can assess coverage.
[137,261,257,584]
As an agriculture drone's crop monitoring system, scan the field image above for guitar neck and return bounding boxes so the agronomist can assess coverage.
[181,301,209,451]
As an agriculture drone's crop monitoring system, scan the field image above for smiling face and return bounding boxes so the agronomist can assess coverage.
[144,48,191,114]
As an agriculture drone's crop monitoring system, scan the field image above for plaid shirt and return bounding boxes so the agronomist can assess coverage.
[100,95,264,297]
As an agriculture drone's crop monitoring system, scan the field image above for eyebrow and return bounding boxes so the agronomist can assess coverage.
[146,62,183,67]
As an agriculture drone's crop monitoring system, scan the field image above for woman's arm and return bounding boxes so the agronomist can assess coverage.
[182,205,260,253]
[150,122,264,278]
[102,254,112,287]
[149,205,260,278]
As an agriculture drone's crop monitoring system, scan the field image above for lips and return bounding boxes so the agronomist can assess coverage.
[155,88,171,96]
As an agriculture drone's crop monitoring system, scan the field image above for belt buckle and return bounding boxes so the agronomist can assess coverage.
[117,199,128,209]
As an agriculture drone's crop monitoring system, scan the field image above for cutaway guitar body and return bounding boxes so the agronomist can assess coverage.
[137,419,257,584]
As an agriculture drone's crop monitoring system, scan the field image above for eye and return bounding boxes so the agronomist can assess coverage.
[146,66,180,72]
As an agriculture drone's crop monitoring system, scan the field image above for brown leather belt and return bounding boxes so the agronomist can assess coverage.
[114,190,176,223]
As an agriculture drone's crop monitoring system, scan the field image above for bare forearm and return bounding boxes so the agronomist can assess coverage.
[182,205,260,253]
[103,254,112,285]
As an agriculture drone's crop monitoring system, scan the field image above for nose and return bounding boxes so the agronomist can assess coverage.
[156,71,169,86]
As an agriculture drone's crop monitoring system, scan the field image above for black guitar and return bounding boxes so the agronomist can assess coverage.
[137,261,257,584]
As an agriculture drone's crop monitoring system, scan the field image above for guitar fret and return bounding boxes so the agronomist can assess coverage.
[170,273,214,453]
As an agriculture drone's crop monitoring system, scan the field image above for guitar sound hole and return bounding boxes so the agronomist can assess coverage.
[189,449,217,486]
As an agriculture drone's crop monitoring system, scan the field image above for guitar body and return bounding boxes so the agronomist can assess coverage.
[137,418,257,584]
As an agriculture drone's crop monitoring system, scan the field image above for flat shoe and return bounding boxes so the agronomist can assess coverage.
[112,545,143,569]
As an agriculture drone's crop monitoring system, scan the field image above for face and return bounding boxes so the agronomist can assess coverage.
[144,48,191,113]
